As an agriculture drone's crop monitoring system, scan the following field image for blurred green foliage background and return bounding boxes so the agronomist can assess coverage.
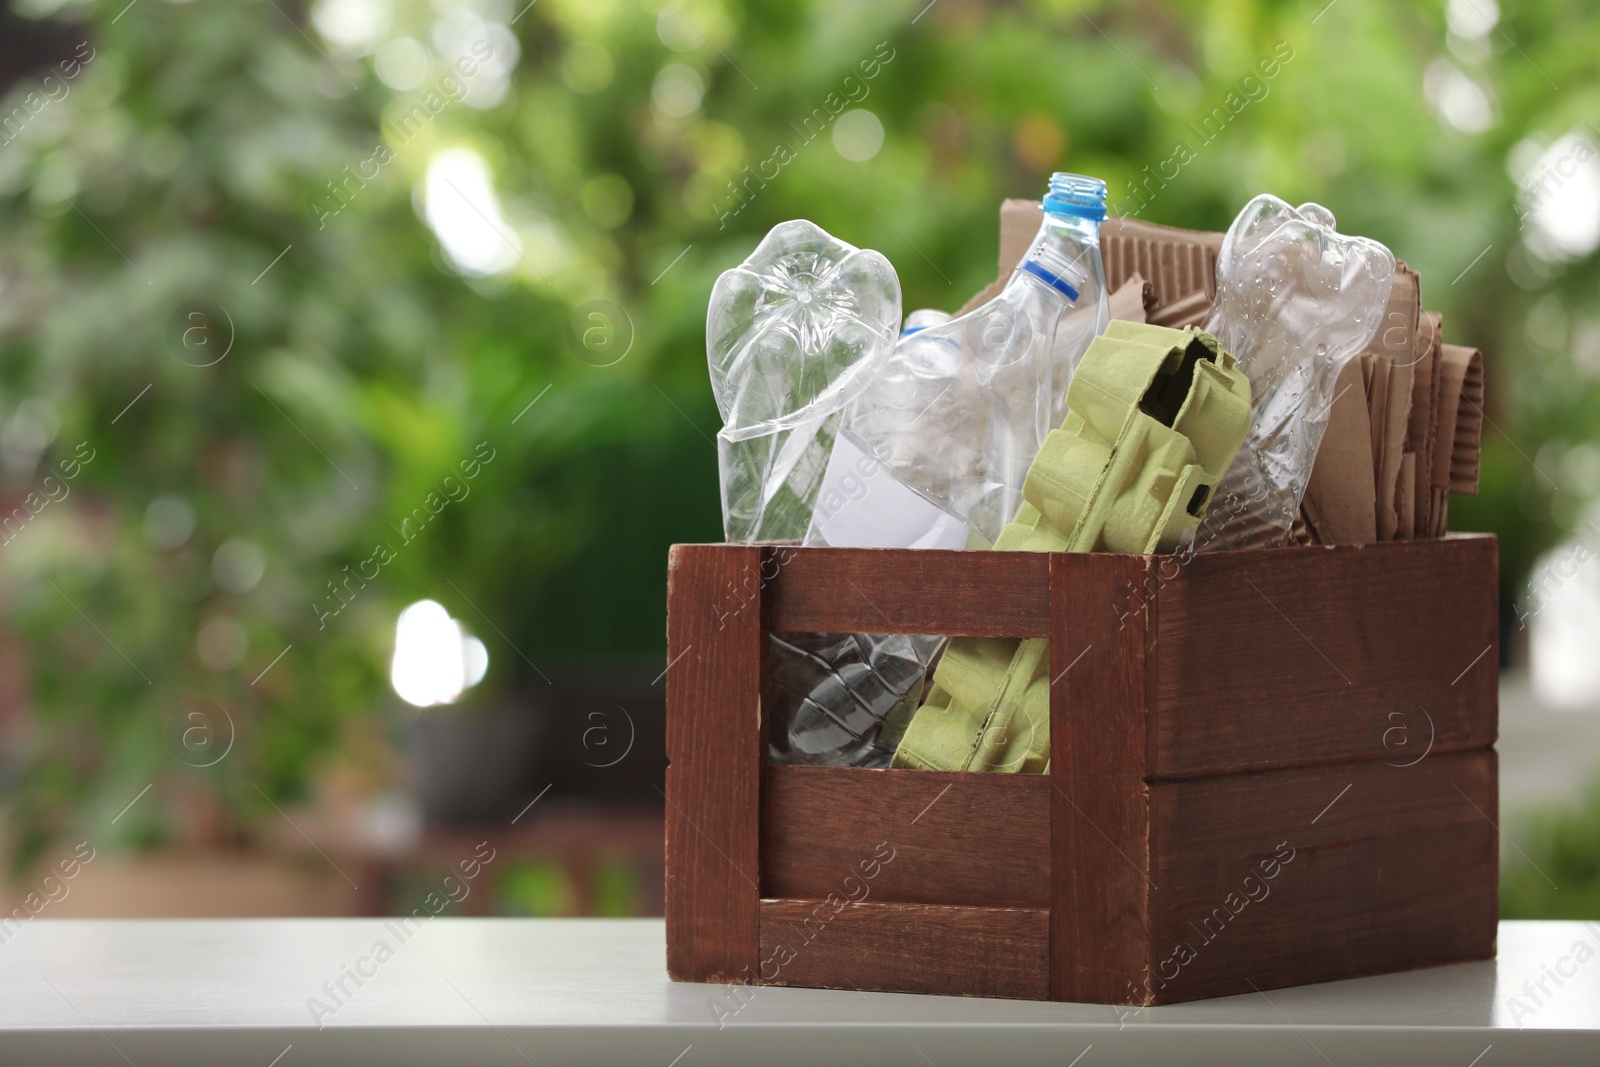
[1503,782,1600,920]
[0,0,1597,909]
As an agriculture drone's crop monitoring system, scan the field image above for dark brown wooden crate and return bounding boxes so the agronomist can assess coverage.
[664,535,1500,1004]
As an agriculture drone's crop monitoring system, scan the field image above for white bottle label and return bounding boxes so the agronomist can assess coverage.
[806,430,970,551]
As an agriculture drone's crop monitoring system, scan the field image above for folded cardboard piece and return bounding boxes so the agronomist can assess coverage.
[959,199,1485,545]
[1434,342,1484,534]
[1148,289,1212,328]
[1363,266,1419,541]
[1407,310,1444,535]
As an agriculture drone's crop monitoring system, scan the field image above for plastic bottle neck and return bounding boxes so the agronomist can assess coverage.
[1039,209,1102,246]
[1015,213,1101,303]
[1010,172,1106,304]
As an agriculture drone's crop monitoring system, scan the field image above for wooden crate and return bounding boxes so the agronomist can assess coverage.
[663,535,1499,1005]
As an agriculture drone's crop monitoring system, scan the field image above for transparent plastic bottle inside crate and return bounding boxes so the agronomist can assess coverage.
[706,219,901,544]
[846,172,1111,546]
[705,218,930,769]
[1198,196,1395,551]
[768,629,940,768]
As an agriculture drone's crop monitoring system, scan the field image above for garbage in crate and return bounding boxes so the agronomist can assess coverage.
[702,173,1487,774]
[707,218,900,545]
[706,218,938,766]
[891,322,1252,772]
[713,173,1112,766]
[843,172,1111,547]
[1197,196,1396,551]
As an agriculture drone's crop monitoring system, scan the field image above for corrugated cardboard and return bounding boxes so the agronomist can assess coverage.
[1100,216,1223,308]
[1362,265,1420,540]
[1404,311,1443,537]
[1299,359,1377,544]
[1426,344,1483,536]
[1439,342,1484,496]
[1149,289,1212,328]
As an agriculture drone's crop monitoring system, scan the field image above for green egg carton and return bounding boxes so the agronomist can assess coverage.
[890,321,1252,774]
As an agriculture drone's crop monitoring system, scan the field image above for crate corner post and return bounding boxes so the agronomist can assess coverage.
[1048,552,1156,1005]
[663,543,766,986]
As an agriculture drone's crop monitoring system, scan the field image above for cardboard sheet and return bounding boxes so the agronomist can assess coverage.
[1404,311,1443,538]
[1444,344,1484,495]
[1362,266,1420,540]
[1299,359,1377,544]
[1149,289,1212,328]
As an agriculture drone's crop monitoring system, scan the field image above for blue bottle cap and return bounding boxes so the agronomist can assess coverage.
[1042,172,1108,221]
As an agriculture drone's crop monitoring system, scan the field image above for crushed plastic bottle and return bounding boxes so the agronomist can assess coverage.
[1197,196,1396,550]
[707,219,901,543]
[770,173,1112,768]
[706,219,924,768]
[768,630,937,767]
[847,172,1111,545]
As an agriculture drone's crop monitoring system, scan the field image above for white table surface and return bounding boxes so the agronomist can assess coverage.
[0,918,1596,1066]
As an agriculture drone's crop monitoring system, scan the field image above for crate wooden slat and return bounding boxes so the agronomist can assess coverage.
[1146,749,1498,1000]
[1147,536,1499,778]
[1049,551,1153,1003]
[758,900,1050,1000]
[663,544,764,984]
[763,765,1051,908]
[665,535,1500,1004]
[767,547,1051,637]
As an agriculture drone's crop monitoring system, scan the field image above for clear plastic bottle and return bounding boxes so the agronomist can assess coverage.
[838,310,986,523]
[1196,196,1395,550]
[767,630,936,767]
[707,219,901,544]
[849,172,1110,545]
[770,173,1112,767]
